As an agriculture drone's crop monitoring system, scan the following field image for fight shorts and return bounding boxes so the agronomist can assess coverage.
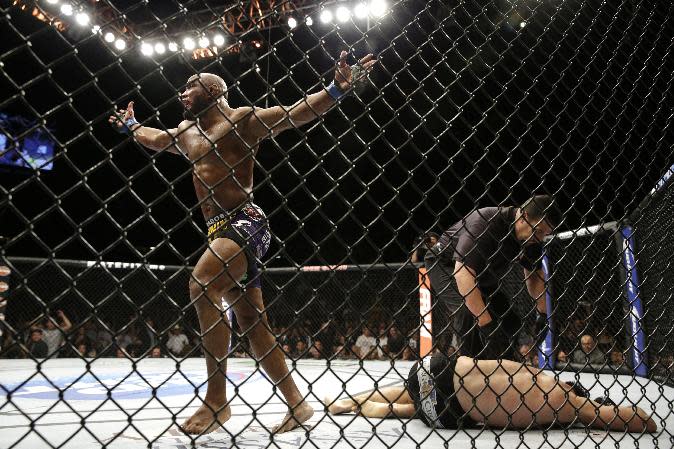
[206,202,271,289]
[407,354,477,429]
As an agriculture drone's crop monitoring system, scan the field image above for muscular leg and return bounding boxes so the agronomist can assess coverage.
[324,385,412,414]
[181,238,247,435]
[227,287,313,433]
[323,385,415,418]
[454,357,656,432]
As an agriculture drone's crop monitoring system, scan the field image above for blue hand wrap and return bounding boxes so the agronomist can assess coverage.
[326,81,346,100]
[115,117,139,134]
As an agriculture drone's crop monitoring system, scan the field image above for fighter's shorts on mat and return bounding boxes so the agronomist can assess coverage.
[206,202,271,289]
[407,354,477,429]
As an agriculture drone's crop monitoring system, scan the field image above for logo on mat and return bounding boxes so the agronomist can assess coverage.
[4,370,256,401]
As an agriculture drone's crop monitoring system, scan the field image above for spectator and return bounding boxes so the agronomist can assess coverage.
[282,343,294,359]
[660,353,674,374]
[410,232,439,263]
[401,346,416,361]
[354,326,377,360]
[76,343,88,357]
[376,328,388,359]
[609,350,625,369]
[139,318,159,353]
[150,346,163,358]
[387,326,406,358]
[115,348,128,358]
[1,332,23,359]
[73,327,89,348]
[125,324,144,357]
[446,345,457,357]
[519,344,535,365]
[316,321,336,356]
[42,310,72,357]
[295,340,309,359]
[87,347,97,358]
[560,317,586,353]
[309,340,325,359]
[571,334,605,366]
[557,350,569,366]
[277,326,293,348]
[84,320,98,345]
[28,328,48,358]
[166,325,190,357]
[597,332,615,353]
[96,322,114,355]
[342,324,357,351]
[115,328,134,352]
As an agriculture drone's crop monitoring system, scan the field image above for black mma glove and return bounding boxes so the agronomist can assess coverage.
[478,320,510,359]
[534,310,548,345]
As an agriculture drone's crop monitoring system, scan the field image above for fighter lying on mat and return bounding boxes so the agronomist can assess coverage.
[324,354,657,432]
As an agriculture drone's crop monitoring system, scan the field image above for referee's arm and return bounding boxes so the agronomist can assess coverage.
[524,267,546,314]
[454,262,492,326]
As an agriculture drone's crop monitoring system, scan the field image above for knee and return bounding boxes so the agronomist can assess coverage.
[237,307,264,331]
[189,276,203,298]
[189,269,229,305]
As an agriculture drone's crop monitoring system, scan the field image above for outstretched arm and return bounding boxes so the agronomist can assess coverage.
[246,51,376,139]
[109,101,183,155]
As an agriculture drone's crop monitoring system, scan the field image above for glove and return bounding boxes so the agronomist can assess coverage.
[478,320,511,359]
[115,117,139,134]
[534,311,548,345]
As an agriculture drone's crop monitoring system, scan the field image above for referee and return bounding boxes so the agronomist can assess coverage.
[424,195,558,360]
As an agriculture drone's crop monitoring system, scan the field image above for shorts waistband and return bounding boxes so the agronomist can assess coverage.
[205,202,251,228]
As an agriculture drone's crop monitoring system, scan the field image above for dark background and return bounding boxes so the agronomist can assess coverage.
[1,0,673,267]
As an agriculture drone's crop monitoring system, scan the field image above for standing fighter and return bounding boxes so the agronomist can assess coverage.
[109,51,376,434]
[424,195,557,360]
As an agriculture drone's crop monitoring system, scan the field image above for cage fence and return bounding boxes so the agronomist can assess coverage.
[0,0,673,448]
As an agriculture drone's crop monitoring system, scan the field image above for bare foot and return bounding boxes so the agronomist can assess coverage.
[272,400,315,433]
[355,400,389,419]
[323,396,357,415]
[180,400,231,435]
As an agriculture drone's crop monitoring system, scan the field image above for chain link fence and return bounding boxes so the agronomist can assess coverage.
[1,0,674,447]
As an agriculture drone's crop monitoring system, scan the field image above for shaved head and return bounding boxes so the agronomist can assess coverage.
[189,73,228,100]
[181,72,228,119]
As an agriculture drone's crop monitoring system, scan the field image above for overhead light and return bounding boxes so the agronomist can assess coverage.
[154,42,166,54]
[114,39,126,50]
[305,16,313,26]
[183,37,195,50]
[104,32,115,43]
[168,42,178,52]
[140,42,153,56]
[75,12,89,26]
[354,3,368,19]
[369,0,388,17]
[519,21,526,28]
[320,10,333,23]
[253,41,261,48]
[60,4,73,16]
[336,7,350,23]
[213,34,225,46]
[198,36,209,48]
[46,0,59,4]
[91,25,101,34]
[287,17,297,29]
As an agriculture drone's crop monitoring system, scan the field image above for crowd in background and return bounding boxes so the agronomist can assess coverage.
[0,307,428,362]
[6,302,671,379]
[1,244,673,378]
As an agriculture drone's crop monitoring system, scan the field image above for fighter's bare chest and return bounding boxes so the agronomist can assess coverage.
[179,127,249,161]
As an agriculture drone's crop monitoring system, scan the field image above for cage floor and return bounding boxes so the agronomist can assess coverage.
[0,358,672,449]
